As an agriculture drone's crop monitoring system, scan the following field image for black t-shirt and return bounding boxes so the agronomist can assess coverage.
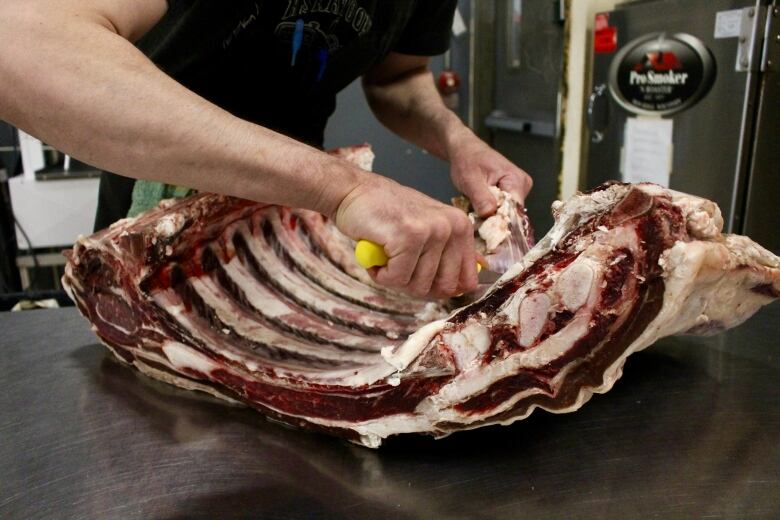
[95,0,457,230]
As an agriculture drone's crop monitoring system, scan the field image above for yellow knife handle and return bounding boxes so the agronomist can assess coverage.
[355,240,388,268]
[356,239,485,275]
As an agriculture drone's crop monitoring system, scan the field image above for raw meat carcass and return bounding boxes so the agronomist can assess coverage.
[63,150,780,447]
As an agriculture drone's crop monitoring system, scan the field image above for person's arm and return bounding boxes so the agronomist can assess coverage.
[0,0,356,215]
[0,0,477,297]
[362,53,533,216]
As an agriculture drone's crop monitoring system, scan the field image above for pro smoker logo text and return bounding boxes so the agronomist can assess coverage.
[629,51,690,86]
[610,33,715,116]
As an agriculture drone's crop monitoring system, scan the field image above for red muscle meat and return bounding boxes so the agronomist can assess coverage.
[63,149,780,447]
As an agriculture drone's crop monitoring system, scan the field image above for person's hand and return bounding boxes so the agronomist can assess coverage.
[334,175,478,298]
[448,131,533,217]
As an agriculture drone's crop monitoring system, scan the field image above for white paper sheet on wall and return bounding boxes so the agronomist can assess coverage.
[622,117,674,187]
[714,9,743,39]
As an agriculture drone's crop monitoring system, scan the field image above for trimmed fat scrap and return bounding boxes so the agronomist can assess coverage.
[63,147,780,447]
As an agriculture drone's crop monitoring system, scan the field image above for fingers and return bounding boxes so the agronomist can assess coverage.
[334,176,480,298]
[458,174,498,217]
[374,209,475,298]
[431,213,478,297]
[404,232,448,297]
[497,169,533,204]
[373,222,426,288]
[450,141,532,209]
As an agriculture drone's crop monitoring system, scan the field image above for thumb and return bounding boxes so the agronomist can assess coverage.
[461,176,497,217]
[497,173,531,205]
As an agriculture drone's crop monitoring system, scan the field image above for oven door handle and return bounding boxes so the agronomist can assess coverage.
[484,112,557,138]
[587,83,610,143]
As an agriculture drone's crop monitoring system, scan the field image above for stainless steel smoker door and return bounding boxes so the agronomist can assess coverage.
[742,1,780,253]
[583,0,762,233]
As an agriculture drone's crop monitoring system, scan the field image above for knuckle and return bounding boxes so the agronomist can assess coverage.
[404,221,427,241]
[379,268,410,288]
[461,277,478,293]
[436,285,458,298]
[452,215,472,236]
[457,172,478,186]
[432,277,459,297]
[395,270,414,287]
[407,283,430,298]
[430,221,450,243]
[444,206,462,219]
[373,270,393,287]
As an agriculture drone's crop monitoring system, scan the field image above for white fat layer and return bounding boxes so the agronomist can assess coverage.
[670,191,723,239]
[133,356,244,405]
[653,238,779,336]
[154,213,186,237]
[443,323,491,370]
[381,320,447,371]
[163,340,220,374]
[352,414,435,443]
[416,301,447,322]
[479,215,510,252]
[61,265,79,300]
[297,361,398,387]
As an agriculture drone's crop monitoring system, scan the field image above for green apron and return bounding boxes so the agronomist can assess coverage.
[126,180,194,218]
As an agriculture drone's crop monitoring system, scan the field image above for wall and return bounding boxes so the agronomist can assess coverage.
[324,2,472,204]
[326,0,637,204]
[560,0,634,199]
[323,54,459,203]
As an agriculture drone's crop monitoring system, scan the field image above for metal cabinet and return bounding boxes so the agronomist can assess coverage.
[582,0,779,252]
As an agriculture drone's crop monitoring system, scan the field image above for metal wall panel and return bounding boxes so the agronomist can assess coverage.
[583,0,763,233]
[482,0,566,234]
[743,1,780,253]
[324,2,472,204]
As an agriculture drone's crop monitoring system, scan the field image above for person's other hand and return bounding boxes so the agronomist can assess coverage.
[334,176,478,298]
[448,132,533,217]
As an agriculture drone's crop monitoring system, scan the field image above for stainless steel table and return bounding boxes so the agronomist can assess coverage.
[2,307,779,519]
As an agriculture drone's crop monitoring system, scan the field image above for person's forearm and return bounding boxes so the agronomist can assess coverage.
[0,5,365,217]
[362,65,472,161]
